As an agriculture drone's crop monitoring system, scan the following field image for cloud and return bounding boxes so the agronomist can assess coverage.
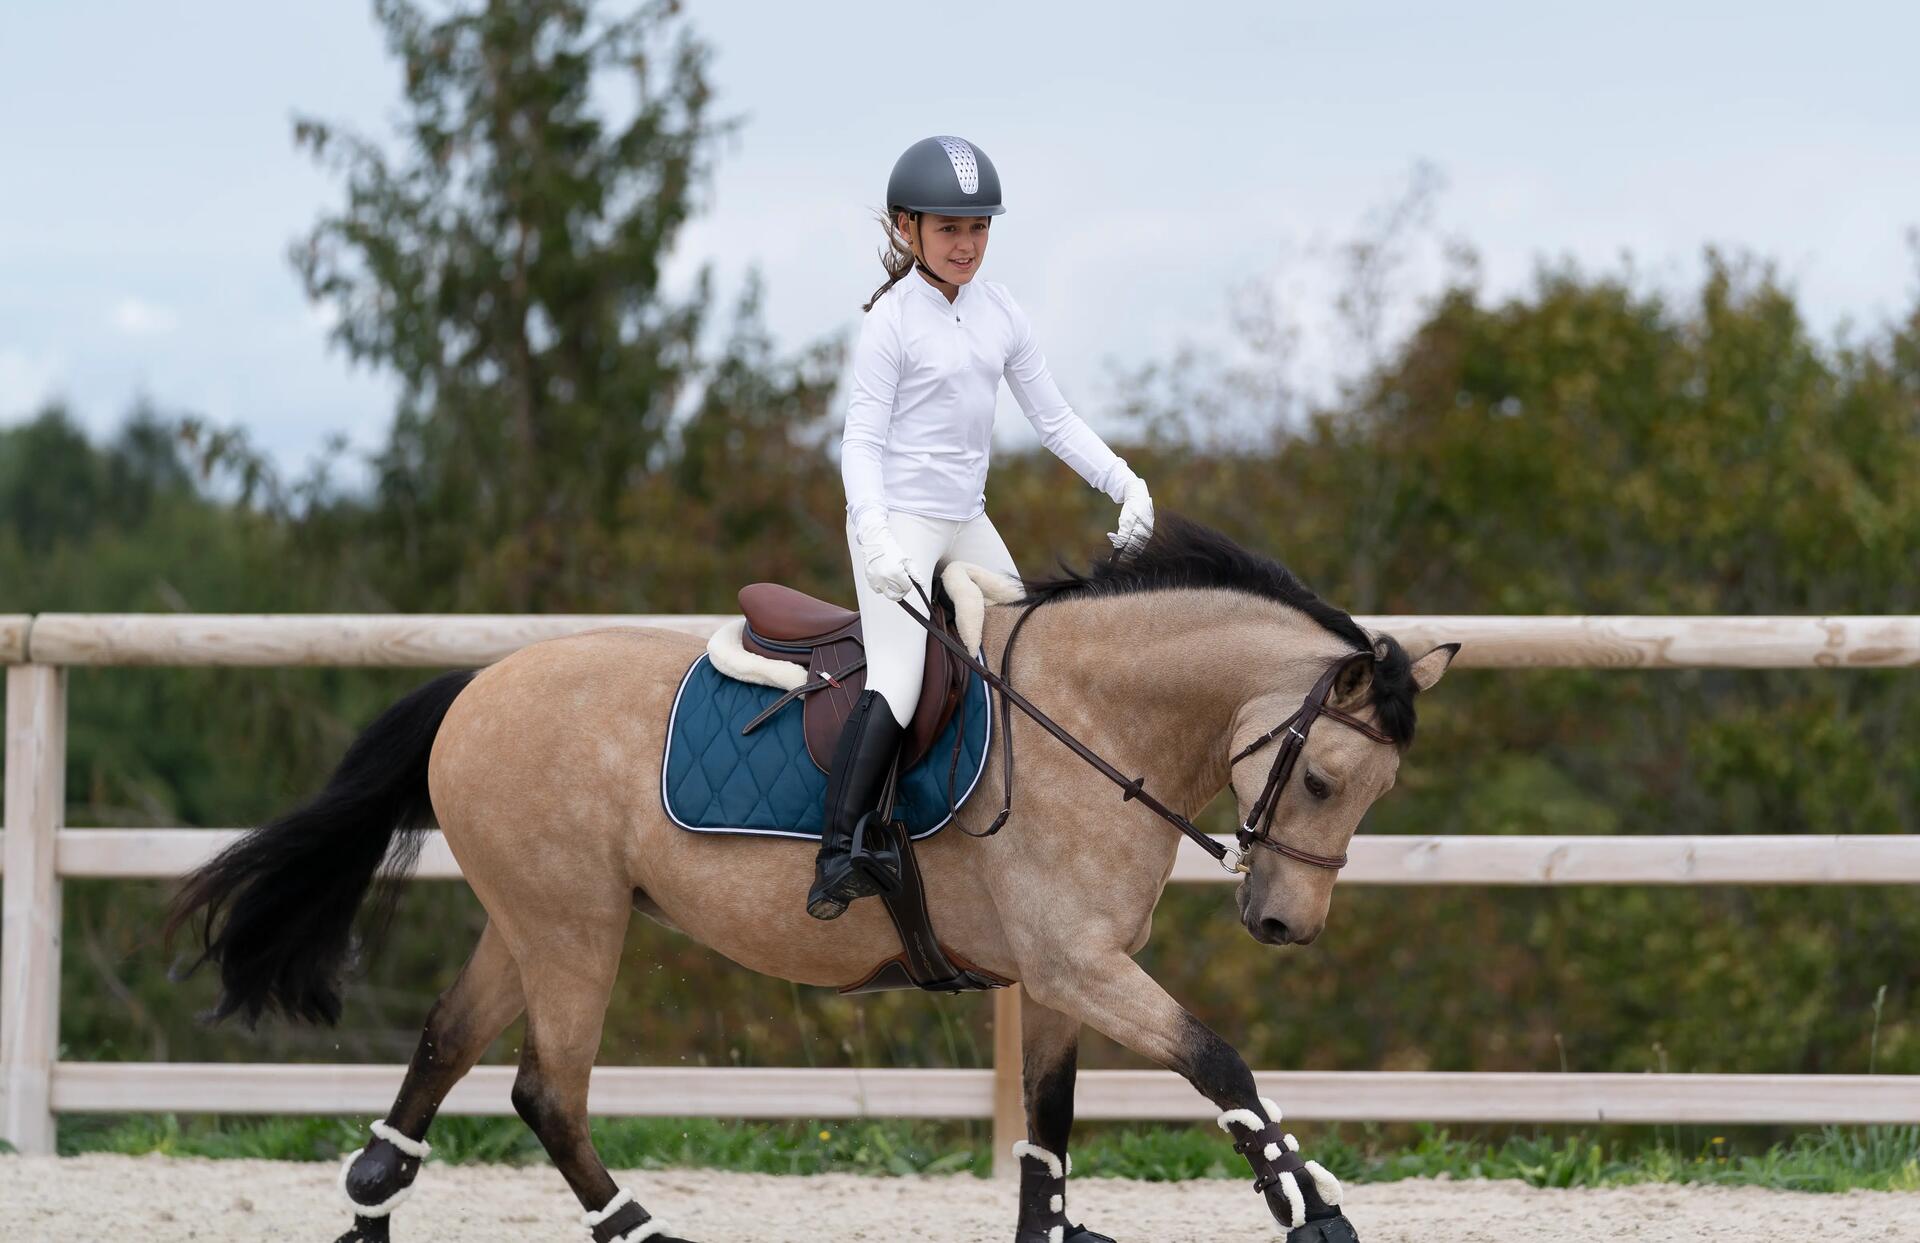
[109,296,180,337]
[0,346,66,418]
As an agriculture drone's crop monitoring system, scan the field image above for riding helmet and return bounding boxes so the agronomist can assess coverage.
[886,136,1005,216]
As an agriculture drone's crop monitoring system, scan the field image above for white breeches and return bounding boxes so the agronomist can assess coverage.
[847,509,1021,727]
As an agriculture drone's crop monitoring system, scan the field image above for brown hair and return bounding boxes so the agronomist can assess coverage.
[862,206,917,312]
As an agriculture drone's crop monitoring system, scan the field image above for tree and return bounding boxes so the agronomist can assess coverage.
[290,0,728,609]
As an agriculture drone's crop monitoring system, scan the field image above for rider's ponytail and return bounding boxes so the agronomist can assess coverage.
[862,206,917,312]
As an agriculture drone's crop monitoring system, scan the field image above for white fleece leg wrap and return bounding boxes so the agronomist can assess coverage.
[1010,1139,1066,1180]
[1277,1170,1307,1226]
[1304,1159,1344,1206]
[1049,1193,1063,1213]
[582,1188,635,1228]
[1219,1100,1338,1223]
[336,1148,412,1218]
[1215,1108,1268,1135]
[581,1187,669,1242]
[1047,1228,1063,1243]
[370,1119,431,1160]
[336,1122,432,1218]
[1217,1096,1281,1133]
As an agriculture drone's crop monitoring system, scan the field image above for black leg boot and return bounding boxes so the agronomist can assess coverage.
[807,689,906,920]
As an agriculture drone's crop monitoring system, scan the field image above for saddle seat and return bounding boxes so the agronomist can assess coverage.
[737,582,968,772]
[739,583,860,644]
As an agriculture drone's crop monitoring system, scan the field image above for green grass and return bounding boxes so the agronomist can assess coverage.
[46,1115,1920,1193]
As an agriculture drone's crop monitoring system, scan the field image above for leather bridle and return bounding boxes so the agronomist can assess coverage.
[1223,652,1397,874]
[898,589,1398,875]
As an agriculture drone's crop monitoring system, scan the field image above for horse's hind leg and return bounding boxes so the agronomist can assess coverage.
[1011,988,1115,1243]
[334,919,525,1243]
[508,910,699,1243]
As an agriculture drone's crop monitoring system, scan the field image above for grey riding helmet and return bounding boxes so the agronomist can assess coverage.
[887,136,1005,216]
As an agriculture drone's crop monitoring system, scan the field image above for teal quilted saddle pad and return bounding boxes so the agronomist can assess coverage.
[661,653,992,840]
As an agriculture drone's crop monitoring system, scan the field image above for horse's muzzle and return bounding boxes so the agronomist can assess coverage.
[1246,914,1321,946]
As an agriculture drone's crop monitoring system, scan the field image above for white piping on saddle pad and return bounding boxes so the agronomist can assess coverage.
[705,618,807,691]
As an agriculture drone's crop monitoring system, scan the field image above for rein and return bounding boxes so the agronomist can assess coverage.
[896,586,1394,874]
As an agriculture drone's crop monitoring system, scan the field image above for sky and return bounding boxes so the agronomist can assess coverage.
[3,1,1917,478]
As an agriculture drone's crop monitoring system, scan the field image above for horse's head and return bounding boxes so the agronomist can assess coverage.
[1230,638,1457,947]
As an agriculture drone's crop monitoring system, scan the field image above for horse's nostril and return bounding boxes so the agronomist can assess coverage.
[1259,917,1291,944]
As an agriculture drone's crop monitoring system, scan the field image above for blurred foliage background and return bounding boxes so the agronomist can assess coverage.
[2,0,1917,1130]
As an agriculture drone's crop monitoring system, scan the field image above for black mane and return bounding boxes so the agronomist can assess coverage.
[1018,513,1419,745]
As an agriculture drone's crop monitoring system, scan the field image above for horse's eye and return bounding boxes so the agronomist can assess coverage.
[1304,773,1331,800]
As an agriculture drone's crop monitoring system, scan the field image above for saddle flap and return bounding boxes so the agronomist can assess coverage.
[796,628,963,772]
[728,580,971,775]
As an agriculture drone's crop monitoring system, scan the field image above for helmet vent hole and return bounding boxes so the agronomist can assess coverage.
[937,136,979,194]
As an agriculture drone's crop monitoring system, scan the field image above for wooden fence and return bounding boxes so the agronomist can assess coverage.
[4,612,1919,1167]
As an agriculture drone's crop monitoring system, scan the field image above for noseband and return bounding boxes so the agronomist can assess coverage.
[897,590,1398,876]
[1222,653,1398,874]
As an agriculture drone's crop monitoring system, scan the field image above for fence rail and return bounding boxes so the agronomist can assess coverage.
[4,613,1916,1165]
[12,828,1920,886]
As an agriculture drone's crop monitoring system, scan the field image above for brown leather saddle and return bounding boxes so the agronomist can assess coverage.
[737,582,970,772]
[733,581,1009,997]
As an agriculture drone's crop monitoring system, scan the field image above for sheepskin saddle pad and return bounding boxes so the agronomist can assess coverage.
[660,563,1020,841]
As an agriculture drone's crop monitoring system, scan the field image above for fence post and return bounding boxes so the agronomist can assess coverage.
[991,984,1023,1176]
[3,664,65,1154]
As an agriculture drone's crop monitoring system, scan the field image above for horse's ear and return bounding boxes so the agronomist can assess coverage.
[1409,643,1460,692]
[1334,657,1371,704]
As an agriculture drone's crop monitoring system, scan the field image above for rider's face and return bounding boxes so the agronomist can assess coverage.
[900,212,990,287]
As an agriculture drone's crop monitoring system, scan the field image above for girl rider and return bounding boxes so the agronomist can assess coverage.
[807,135,1156,919]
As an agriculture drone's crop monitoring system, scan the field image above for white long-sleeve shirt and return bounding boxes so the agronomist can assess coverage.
[842,274,1131,532]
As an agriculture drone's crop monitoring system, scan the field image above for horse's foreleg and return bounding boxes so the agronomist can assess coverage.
[1025,954,1356,1242]
[1013,989,1114,1243]
[333,919,525,1243]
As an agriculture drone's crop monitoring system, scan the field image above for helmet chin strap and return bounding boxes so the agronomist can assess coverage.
[907,213,955,290]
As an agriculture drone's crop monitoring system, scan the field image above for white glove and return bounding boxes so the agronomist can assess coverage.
[1108,473,1155,552]
[854,514,916,602]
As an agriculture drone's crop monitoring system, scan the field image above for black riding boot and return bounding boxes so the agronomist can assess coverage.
[807,689,907,920]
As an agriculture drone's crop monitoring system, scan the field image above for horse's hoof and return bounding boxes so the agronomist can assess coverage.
[1287,1212,1360,1243]
[330,1217,390,1243]
[1018,1227,1114,1243]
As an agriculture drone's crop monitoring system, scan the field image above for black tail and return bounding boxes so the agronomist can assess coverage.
[165,669,476,1027]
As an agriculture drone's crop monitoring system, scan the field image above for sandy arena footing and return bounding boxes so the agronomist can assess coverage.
[3,1154,1918,1241]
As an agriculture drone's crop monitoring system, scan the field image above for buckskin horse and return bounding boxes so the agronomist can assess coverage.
[168,515,1456,1243]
